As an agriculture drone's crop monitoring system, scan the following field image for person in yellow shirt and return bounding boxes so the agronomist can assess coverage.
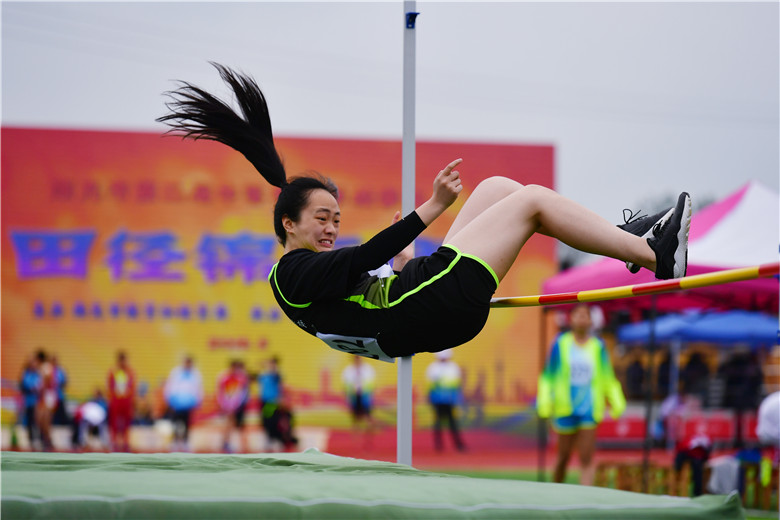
[537,304,625,485]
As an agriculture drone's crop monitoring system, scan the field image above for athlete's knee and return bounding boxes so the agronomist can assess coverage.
[514,184,558,212]
[521,183,556,199]
[474,176,523,196]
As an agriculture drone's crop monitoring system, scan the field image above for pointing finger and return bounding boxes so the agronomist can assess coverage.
[442,158,463,175]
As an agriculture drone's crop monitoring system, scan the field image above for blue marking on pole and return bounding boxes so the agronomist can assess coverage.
[406,12,419,29]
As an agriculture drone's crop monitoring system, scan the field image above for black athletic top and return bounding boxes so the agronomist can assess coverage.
[269,211,498,359]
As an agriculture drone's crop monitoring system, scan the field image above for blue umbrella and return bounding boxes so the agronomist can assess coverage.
[618,310,778,347]
[677,310,778,345]
[617,313,698,343]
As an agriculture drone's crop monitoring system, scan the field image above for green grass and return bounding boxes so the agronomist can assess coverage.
[743,513,778,520]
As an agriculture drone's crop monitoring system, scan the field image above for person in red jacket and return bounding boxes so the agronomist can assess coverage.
[107,351,136,452]
[216,360,250,453]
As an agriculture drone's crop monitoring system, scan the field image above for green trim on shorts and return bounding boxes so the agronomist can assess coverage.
[385,248,460,307]
[443,244,500,289]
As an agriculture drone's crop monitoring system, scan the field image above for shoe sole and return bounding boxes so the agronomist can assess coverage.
[673,193,691,278]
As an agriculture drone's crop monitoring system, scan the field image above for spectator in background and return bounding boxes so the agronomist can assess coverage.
[341,356,377,450]
[756,391,779,489]
[426,349,467,453]
[756,391,780,447]
[107,351,136,452]
[19,354,42,450]
[36,355,59,451]
[50,355,69,426]
[656,351,672,400]
[164,356,203,452]
[133,382,155,426]
[720,350,763,448]
[258,357,297,451]
[674,423,712,496]
[707,390,779,495]
[654,391,689,447]
[216,360,250,453]
[537,303,626,485]
[624,351,645,401]
[71,389,110,452]
[681,352,710,406]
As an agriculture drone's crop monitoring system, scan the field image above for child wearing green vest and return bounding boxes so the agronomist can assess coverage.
[537,304,626,485]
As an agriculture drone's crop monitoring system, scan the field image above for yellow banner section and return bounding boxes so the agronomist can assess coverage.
[1,128,555,417]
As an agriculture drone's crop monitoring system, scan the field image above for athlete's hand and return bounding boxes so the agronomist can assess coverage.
[431,158,463,210]
[414,158,463,226]
[391,210,414,271]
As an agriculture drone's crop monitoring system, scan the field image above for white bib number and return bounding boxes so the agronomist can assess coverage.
[316,333,395,363]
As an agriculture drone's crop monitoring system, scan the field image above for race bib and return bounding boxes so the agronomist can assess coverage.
[316,333,395,363]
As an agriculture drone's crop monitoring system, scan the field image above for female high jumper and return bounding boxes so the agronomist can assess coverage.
[157,63,691,361]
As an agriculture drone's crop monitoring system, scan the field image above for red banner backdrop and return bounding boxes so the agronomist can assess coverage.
[1,127,554,422]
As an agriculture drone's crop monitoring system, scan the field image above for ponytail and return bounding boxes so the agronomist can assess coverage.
[156,62,287,188]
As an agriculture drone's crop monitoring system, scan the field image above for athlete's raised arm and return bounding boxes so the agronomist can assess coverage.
[414,158,463,226]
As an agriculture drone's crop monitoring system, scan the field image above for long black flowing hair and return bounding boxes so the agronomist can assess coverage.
[157,62,338,246]
[157,62,287,188]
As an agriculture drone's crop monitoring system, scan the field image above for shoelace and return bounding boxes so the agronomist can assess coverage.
[653,216,669,237]
[622,208,646,225]
[623,208,667,242]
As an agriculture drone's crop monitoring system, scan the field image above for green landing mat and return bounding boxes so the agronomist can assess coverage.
[1,450,744,519]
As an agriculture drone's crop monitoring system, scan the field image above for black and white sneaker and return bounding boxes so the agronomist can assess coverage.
[648,192,692,280]
[618,207,675,274]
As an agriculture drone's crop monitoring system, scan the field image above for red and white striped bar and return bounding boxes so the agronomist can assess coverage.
[490,262,780,308]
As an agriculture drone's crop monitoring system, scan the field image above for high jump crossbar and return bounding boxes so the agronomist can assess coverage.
[490,262,780,308]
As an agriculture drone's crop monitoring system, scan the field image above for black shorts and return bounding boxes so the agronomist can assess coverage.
[380,245,498,357]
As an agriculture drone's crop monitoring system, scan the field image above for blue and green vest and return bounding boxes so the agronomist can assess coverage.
[537,331,626,422]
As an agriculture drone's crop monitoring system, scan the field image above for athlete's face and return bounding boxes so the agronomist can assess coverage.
[283,188,341,252]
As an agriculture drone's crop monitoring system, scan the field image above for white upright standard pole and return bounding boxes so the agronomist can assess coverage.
[398,0,418,466]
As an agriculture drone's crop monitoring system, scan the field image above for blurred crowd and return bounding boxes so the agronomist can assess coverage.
[15,347,475,456]
[15,349,298,454]
[621,348,765,410]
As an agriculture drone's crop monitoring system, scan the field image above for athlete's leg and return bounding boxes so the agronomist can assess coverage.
[446,184,657,282]
[554,430,578,483]
[444,176,563,244]
[577,427,598,485]
[444,177,523,243]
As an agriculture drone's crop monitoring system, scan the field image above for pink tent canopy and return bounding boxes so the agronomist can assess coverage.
[542,181,779,313]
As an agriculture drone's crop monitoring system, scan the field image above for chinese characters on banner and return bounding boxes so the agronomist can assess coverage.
[11,229,277,283]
